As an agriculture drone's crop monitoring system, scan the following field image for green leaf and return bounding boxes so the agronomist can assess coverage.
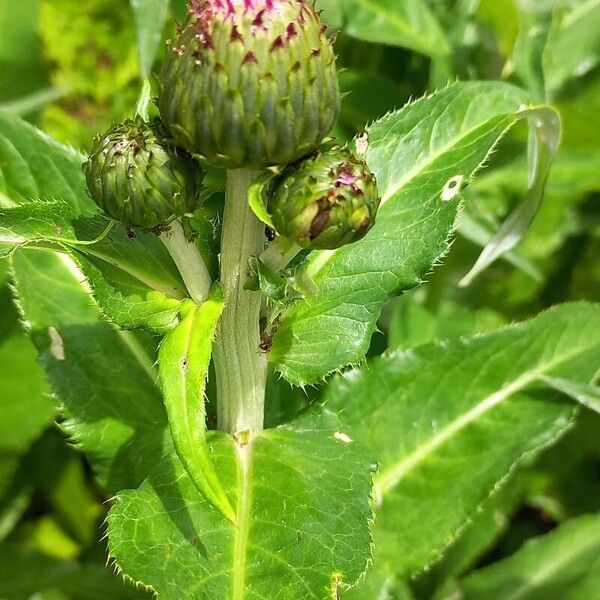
[158,287,235,522]
[511,7,553,102]
[539,375,600,415]
[323,303,600,577]
[10,248,169,493]
[455,514,600,599]
[342,0,451,57]
[108,410,374,599]
[459,107,561,287]
[270,82,531,385]
[411,483,523,599]
[130,0,169,78]
[0,87,66,117]
[0,333,53,455]
[0,113,88,212]
[316,0,344,30]
[544,0,600,96]
[72,248,184,334]
[247,173,275,229]
[0,114,187,333]
[386,299,505,352]
[0,0,49,105]
[0,290,54,500]
[0,545,148,600]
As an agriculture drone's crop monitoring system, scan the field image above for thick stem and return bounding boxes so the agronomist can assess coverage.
[160,220,212,304]
[214,170,267,434]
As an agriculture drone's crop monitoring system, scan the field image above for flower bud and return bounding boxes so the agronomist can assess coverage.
[159,0,340,169]
[84,118,203,229]
[269,147,380,249]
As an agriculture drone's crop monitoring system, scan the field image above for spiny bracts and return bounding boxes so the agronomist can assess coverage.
[269,146,380,249]
[159,0,340,169]
[84,118,204,229]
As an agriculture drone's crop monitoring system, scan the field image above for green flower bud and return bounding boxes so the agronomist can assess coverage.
[159,0,340,169]
[84,118,203,229]
[269,147,380,250]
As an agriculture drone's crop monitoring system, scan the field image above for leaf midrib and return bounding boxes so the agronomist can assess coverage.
[374,342,596,500]
[81,247,186,300]
[233,442,252,600]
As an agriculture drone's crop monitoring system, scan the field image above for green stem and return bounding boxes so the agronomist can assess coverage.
[214,170,267,434]
[159,220,211,304]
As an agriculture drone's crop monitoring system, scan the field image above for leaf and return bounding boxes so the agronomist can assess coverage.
[0,113,88,212]
[315,0,344,30]
[342,562,399,600]
[0,298,54,501]
[544,0,600,96]
[539,375,600,415]
[10,248,169,493]
[158,287,235,522]
[511,7,553,102]
[130,0,170,78]
[0,545,149,600]
[458,206,545,282]
[0,0,49,105]
[72,248,184,334]
[269,81,531,385]
[108,409,374,599]
[386,299,505,352]
[0,332,54,454]
[342,0,451,57]
[459,107,561,287]
[412,483,523,599]
[454,514,600,599]
[323,303,600,577]
[0,114,188,333]
[247,172,275,229]
[0,87,66,117]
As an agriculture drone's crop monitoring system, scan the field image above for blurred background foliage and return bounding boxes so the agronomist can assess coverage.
[0,0,598,598]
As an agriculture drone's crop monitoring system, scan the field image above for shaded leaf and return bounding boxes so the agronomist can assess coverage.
[108,409,374,599]
[454,514,600,599]
[544,0,600,95]
[10,248,169,493]
[0,545,148,600]
[0,333,54,455]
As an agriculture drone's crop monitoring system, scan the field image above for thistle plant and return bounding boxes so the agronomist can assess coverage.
[2,1,599,599]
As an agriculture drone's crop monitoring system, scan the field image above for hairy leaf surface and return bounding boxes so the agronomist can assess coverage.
[324,303,600,577]
[270,82,530,385]
[0,114,187,333]
[108,410,374,599]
